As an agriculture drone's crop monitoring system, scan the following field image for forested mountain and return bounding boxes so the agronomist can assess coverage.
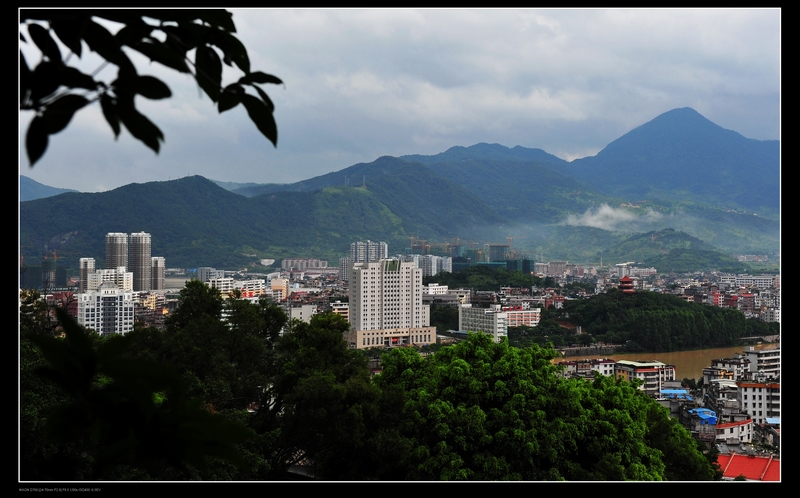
[20,108,779,269]
[20,175,77,202]
[566,108,779,212]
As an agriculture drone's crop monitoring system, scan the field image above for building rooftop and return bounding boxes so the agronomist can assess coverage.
[716,453,779,481]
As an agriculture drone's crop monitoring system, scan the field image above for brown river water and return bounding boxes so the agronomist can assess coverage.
[555,343,779,380]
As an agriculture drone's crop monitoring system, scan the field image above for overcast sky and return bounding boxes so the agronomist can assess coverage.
[19,8,780,193]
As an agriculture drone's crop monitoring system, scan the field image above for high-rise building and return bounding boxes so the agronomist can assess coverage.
[129,232,152,291]
[105,233,128,270]
[77,281,135,335]
[345,259,433,349]
[151,257,165,290]
[350,240,388,263]
[79,257,95,293]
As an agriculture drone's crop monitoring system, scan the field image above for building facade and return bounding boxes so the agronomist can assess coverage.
[79,257,95,293]
[737,380,780,425]
[350,240,388,263]
[129,232,152,291]
[614,360,677,397]
[77,281,135,335]
[151,256,165,291]
[105,232,128,270]
[458,304,508,343]
[346,259,433,349]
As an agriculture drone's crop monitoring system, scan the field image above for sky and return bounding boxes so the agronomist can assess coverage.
[19,8,780,193]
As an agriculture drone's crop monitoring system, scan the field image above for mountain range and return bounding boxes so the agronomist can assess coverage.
[20,107,779,270]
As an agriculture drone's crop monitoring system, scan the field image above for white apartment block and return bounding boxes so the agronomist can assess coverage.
[719,274,778,289]
[350,240,388,263]
[737,381,780,425]
[87,266,133,292]
[151,257,165,291]
[345,259,433,349]
[614,360,676,397]
[208,277,234,295]
[423,283,449,295]
[77,281,134,335]
[743,346,780,378]
[459,304,508,343]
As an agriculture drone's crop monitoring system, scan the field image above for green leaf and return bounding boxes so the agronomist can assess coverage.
[117,102,164,153]
[134,75,172,100]
[100,94,121,138]
[241,94,277,147]
[28,23,62,62]
[42,95,89,134]
[195,46,222,102]
[26,116,49,166]
[239,71,283,85]
[218,83,242,113]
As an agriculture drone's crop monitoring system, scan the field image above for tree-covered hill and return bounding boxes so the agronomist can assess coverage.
[566,108,779,212]
[560,289,776,351]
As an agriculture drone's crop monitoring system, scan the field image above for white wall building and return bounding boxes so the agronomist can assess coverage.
[79,257,95,293]
[459,304,508,343]
[350,240,388,263]
[737,380,780,425]
[87,266,133,292]
[77,281,134,335]
[346,259,433,349]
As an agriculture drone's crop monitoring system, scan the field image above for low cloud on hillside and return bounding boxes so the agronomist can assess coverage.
[565,204,666,231]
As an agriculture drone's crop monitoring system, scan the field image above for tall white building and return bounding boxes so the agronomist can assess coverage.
[105,233,128,270]
[79,257,95,293]
[77,281,135,335]
[346,259,433,349]
[129,232,152,291]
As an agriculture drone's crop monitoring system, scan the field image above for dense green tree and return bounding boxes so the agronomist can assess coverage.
[376,333,714,481]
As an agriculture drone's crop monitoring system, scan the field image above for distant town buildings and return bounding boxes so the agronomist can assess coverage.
[77,281,134,335]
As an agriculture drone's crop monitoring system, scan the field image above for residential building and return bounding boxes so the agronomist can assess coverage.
[76,281,134,335]
[459,304,507,343]
[151,257,165,291]
[502,306,541,328]
[614,360,676,397]
[129,232,152,291]
[345,259,433,349]
[737,380,780,425]
[87,266,133,292]
[105,232,128,270]
[742,346,780,378]
[197,267,225,282]
[78,257,95,293]
[350,240,388,263]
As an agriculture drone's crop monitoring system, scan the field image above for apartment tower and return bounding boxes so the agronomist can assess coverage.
[129,232,152,291]
[105,233,128,270]
[79,257,95,293]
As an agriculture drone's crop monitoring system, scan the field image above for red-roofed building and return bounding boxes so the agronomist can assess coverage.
[716,453,779,481]
[715,418,753,444]
[619,276,635,294]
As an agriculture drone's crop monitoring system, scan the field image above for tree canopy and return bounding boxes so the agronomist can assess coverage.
[20,9,281,166]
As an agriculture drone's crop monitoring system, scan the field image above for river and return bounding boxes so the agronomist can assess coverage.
[554,343,779,380]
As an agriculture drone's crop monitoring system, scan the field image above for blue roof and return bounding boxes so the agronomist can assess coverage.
[765,417,780,425]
